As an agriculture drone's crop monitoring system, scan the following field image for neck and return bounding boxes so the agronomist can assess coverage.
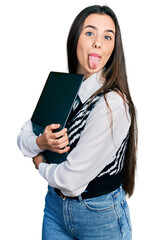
[77,68,96,80]
[77,71,96,80]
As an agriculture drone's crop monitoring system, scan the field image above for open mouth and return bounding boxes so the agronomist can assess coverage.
[88,53,101,69]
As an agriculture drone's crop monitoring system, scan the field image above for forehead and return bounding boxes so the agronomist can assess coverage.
[83,13,115,32]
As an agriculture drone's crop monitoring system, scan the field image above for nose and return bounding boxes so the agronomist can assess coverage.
[93,36,102,49]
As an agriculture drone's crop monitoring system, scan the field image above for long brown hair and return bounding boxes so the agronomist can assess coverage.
[67,5,138,197]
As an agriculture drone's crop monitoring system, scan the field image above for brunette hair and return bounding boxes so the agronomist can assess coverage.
[67,5,138,197]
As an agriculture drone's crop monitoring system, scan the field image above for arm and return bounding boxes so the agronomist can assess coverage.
[17,119,43,157]
[38,93,131,197]
[17,120,70,158]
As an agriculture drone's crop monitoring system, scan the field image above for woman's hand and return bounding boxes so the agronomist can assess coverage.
[32,154,45,169]
[36,124,70,154]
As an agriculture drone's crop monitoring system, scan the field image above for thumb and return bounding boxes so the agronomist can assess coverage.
[48,123,61,130]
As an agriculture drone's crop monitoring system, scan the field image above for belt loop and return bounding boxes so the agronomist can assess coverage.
[78,194,83,203]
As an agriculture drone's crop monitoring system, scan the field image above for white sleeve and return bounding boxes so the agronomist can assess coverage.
[38,92,131,197]
[17,119,44,157]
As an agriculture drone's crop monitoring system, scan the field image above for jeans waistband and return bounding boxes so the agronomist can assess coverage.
[54,183,122,201]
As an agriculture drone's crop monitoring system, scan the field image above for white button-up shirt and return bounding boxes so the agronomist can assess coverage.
[17,71,131,197]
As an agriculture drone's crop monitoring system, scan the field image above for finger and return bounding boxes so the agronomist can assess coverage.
[56,134,69,144]
[53,128,68,139]
[46,124,61,131]
[52,134,69,145]
[54,146,70,154]
[59,146,70,154]
[55,140,69,149]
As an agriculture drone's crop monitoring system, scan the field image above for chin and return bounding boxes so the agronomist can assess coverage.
[80,65,102,78]
[88,67,101,74]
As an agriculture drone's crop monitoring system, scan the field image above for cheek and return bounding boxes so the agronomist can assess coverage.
[76,47,83,65]
[101,51,113,67]
[103,44,114,61]
[77,35,89,60]
[77,44,87,65]
[76,40,83,61]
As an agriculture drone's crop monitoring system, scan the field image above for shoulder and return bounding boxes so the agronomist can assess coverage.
[105,91,126,106]
[95,91,128,112]
[89,91,131,123]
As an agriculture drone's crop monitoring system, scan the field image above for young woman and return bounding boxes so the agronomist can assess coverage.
[17,5,137,240]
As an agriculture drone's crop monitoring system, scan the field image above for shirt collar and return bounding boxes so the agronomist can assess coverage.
[78,71,103,104]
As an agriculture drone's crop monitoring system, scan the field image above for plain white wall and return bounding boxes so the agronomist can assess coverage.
[0,0,156,239]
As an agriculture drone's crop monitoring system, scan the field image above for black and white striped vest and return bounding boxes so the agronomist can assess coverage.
[66,93,129,194]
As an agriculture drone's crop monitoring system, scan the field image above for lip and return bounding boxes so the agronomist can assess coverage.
[89,53,101,58]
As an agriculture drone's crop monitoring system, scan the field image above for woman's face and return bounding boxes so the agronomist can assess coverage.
[76,13,115,79]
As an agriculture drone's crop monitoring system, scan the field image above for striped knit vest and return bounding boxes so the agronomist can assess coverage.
[66,93,129,194]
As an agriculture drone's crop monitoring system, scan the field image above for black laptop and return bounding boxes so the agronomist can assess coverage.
[31,71,84,164]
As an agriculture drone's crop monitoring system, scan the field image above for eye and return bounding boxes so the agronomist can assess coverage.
[86,32,94,36]
[104,36,112,40]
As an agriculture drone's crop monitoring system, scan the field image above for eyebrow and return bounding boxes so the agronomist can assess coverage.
[84,25,115,35]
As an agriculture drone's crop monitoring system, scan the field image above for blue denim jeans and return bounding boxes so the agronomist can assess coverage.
[42,185,132,240]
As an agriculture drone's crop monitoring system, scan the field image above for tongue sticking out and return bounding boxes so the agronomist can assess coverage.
[89,55,100,69]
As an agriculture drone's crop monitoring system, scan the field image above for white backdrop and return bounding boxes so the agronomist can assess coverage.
[0,0,156,239]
